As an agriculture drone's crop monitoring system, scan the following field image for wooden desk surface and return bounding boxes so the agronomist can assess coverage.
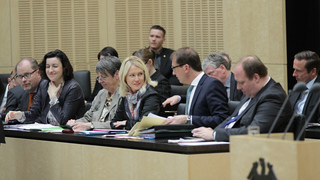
[4,129,229,154]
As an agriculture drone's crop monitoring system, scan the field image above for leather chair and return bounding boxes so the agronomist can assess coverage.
[228,101,240,115]
[0,73,10,85]
[177,103,186,115]
[73,70,91,99]
[171,85,189,103]
[164,85,189,116]
[293,114,306,141]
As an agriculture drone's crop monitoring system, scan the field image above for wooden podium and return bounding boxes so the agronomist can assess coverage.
[230,133,320,180]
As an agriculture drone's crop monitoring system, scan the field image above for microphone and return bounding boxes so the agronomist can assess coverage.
[282,83,320,140]
[267,82,306,138]
[295,82,320,140]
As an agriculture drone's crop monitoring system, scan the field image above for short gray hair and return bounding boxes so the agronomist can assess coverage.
[217,51,232,70]
[202,53,229,71]
[96,56,121,76]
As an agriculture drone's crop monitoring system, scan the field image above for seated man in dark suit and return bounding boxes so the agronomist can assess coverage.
[192,55,292,141]
[2,58,41,121]
[162,47,229,129]
[202,52,243,101]
[0,70,19,120]
[289,50,320,123]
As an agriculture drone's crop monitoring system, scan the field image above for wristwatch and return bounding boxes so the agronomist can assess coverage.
[90,123,94,130]
[186,115,191,124]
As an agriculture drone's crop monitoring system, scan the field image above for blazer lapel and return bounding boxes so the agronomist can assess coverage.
[189,75,206,114]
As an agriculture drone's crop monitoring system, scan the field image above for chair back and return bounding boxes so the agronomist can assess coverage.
[294,114,306,141]
[228,101,240,115]
[177,103,186,115]
[73,70,91,100]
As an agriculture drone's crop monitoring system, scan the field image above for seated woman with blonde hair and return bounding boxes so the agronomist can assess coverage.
[111,56,160,130]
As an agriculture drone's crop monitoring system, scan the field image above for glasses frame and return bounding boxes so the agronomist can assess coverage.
[96,76,108,82]
[16,69,37,80]
[171,64,186,70]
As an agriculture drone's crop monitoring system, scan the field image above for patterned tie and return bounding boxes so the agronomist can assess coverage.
[27,93,35,110]
[185,85,194,115]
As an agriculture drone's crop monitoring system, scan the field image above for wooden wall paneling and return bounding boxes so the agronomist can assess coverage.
[223,0,287,89]
[0,0,13,73]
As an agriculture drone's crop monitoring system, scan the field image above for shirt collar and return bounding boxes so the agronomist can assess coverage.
[306,76,317,90]
[225,73,231,88]
[190,72,205,87]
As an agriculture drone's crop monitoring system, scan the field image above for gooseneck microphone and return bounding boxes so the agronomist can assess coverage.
[267,82,306,138]
[295,82,320,141]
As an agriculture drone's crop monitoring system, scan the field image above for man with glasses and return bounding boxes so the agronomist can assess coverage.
[202,52,243,101]
[162,47,229,129]
[2,58,41,121]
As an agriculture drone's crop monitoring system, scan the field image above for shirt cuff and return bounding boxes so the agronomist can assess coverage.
[213,131,216,140]
[174,95,181,103]
[17,112,26,123]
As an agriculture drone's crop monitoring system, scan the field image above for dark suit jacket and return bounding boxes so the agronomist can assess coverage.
[24,79,85,125]
[190,74,229,129]
[0,85,26,120]
[0,119,5,143]
[214,78,293,142]
[289,76,320,123]
[0,82,5,106]
[157,48,181,85]
[151,70,171,116]
[111,86,160,130]
[229,72,243,101]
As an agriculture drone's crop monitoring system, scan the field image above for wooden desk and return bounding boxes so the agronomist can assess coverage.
[0,130,230,180]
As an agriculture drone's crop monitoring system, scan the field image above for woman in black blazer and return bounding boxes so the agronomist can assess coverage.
[5,49,85,125]
[111,56,160,130]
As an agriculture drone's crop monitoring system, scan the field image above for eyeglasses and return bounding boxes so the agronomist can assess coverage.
[171,64,186,70]
[96,76,108,82]
[16,69,37,80]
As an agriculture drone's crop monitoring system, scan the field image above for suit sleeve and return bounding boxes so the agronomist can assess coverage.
[110,97,126,129]
[155,77,171,104]
[49,82,85,125]
[192,80,229,129]
[4,90,20,112]
[139,93,160,118]
[214,93,291,141]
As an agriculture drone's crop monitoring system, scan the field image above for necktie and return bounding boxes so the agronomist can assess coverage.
[28,93,35,110]
[221,115,239,128]
[185,85,194,115]
[295,88,309,114]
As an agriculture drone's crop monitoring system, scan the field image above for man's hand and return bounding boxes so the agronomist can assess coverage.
[66,119,76,126]
[162,96,180,107]
[5,111,22,123]
[72,122,91,132]
[163,115,187,125]
[113,120,127,128]
[192,127,215,141]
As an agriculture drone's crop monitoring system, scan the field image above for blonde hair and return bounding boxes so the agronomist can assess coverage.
[119,56,157,97]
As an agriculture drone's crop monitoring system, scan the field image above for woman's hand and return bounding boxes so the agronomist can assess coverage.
[113,120,127,128]
[5,111,22,123]
[47,82,62,100]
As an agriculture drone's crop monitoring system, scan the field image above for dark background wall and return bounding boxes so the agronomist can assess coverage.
[286,0,320,90]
